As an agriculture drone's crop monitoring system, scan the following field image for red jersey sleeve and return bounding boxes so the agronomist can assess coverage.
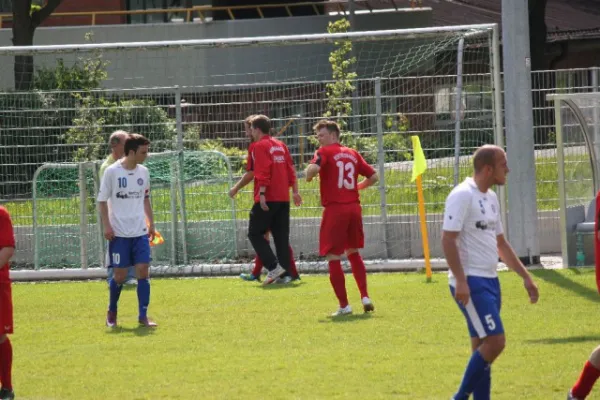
[253,141,272,188]
[284,144,296,187]
[356,151,376,178]
[310,148,327,167]
[0,208,15,250]
[245,143,255,172]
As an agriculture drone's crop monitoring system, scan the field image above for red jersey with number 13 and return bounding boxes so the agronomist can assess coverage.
[311,143,375,207]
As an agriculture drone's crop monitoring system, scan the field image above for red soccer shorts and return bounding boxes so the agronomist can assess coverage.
[0,282,13,335]
[319,203,364,257]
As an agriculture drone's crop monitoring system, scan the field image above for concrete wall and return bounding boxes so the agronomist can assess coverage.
[0,9,432,91]
[14,210,566,268]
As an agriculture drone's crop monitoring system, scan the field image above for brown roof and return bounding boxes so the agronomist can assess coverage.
[350,0,600,32]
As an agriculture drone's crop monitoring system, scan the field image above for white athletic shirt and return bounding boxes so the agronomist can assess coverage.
[97,161,150,238]
[442,177,503,283]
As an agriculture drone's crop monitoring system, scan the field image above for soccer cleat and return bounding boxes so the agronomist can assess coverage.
[139,317,158,328]
[240,273,260,282]
[567,390,581,400]
[262,265,286,286]
[106,311,117,328]
[275,276,292,284]
[291,275,301,281]
[331,305,352,317]
[361,297,375,313]
[124,278,138,286]
[0,388,14,400]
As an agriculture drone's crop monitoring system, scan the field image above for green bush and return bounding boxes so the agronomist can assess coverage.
[197,139,247,175]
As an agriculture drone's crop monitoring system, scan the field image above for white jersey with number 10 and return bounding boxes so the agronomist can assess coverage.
[97,161,150,238]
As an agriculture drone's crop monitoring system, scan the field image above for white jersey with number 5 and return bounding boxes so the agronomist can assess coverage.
[97,161,150,238]
[442,177,503,283]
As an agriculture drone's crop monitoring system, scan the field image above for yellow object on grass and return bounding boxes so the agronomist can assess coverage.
[411,136,432,282]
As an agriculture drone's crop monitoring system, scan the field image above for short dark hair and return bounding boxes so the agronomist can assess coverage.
[250,115,271,134]
[124,133,150,155]
[473,145,501,172]
[313,119,341,137]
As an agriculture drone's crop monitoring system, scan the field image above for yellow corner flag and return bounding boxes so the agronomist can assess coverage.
[411,136,432,282]
[411,135,427,182]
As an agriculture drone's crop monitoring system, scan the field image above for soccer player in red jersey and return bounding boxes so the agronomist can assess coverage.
[246,115,302,285]
[305,120,379,316]
[229,115,301,282]
[0,206,15,399]
[568,346,600,399]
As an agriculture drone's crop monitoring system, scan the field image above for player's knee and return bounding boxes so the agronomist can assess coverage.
[488,334,506,354]
[136,265,150,279]
[345,249,358,256]
[326,253,341,261]
[113,269,127,284]
[589,346,600,367]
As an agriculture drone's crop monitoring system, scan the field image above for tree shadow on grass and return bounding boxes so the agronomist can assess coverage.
[530,269,600,303]
[525,335,600,345]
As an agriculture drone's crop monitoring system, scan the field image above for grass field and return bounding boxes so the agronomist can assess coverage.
[6,154,593,227]
[11,268,600,399]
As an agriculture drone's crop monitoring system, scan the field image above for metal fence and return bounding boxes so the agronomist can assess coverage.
[4,66,600,274]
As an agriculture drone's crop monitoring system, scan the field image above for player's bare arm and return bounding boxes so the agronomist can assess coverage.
[291,180,302,206]
[229,171,254,198]
[0,246,14,269]
[442,230,469,305]
[497,234,539,304]
[144,197,155,240]
[258,185,269,211]
[305,164,320,182]
[98,201,114,241]
[357,172,379,190]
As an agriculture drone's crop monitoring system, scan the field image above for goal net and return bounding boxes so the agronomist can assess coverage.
[0,24,500,277]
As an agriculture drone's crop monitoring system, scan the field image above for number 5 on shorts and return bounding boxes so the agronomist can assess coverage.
[485,314,496,331]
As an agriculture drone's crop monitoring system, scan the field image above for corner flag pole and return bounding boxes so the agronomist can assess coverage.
[411,136,432,282]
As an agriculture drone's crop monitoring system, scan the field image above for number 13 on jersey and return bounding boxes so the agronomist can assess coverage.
[336,161,355,189]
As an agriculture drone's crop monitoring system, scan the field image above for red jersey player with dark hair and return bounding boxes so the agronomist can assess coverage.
[246,115,302,285]
[228,115,301,283]
[305,120,379,316]
[0,206,15,399]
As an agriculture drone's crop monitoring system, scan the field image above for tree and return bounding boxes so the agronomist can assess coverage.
[12,0,64,91]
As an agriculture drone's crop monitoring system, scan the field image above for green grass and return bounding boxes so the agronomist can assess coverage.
[11,268,600,399]
[6,155,593,226]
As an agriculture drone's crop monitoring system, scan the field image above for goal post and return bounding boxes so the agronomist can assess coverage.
[0,24,502,278]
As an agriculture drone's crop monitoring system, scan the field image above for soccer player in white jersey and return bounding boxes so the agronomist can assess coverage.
[442,145,539,400]
[98,133,157,328]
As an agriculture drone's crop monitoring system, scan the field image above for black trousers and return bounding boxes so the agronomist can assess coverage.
[247,201,290,273]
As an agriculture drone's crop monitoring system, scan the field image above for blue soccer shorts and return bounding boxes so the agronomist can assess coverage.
[449,276,503,339]
[108,236,151,268]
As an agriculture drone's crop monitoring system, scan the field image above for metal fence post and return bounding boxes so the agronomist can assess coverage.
[374,78,390,258]
[453,37,465,186]
[490,25,508,238]
[92,162,105,269]
[175,85,183,152]
[79,163,88,270]
[592,67,600,172]
[175,85,189,265]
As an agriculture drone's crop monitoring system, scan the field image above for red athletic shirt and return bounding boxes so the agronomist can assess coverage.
[251,135,296,203]
[311,143,375,207]
[0,207,15,283]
